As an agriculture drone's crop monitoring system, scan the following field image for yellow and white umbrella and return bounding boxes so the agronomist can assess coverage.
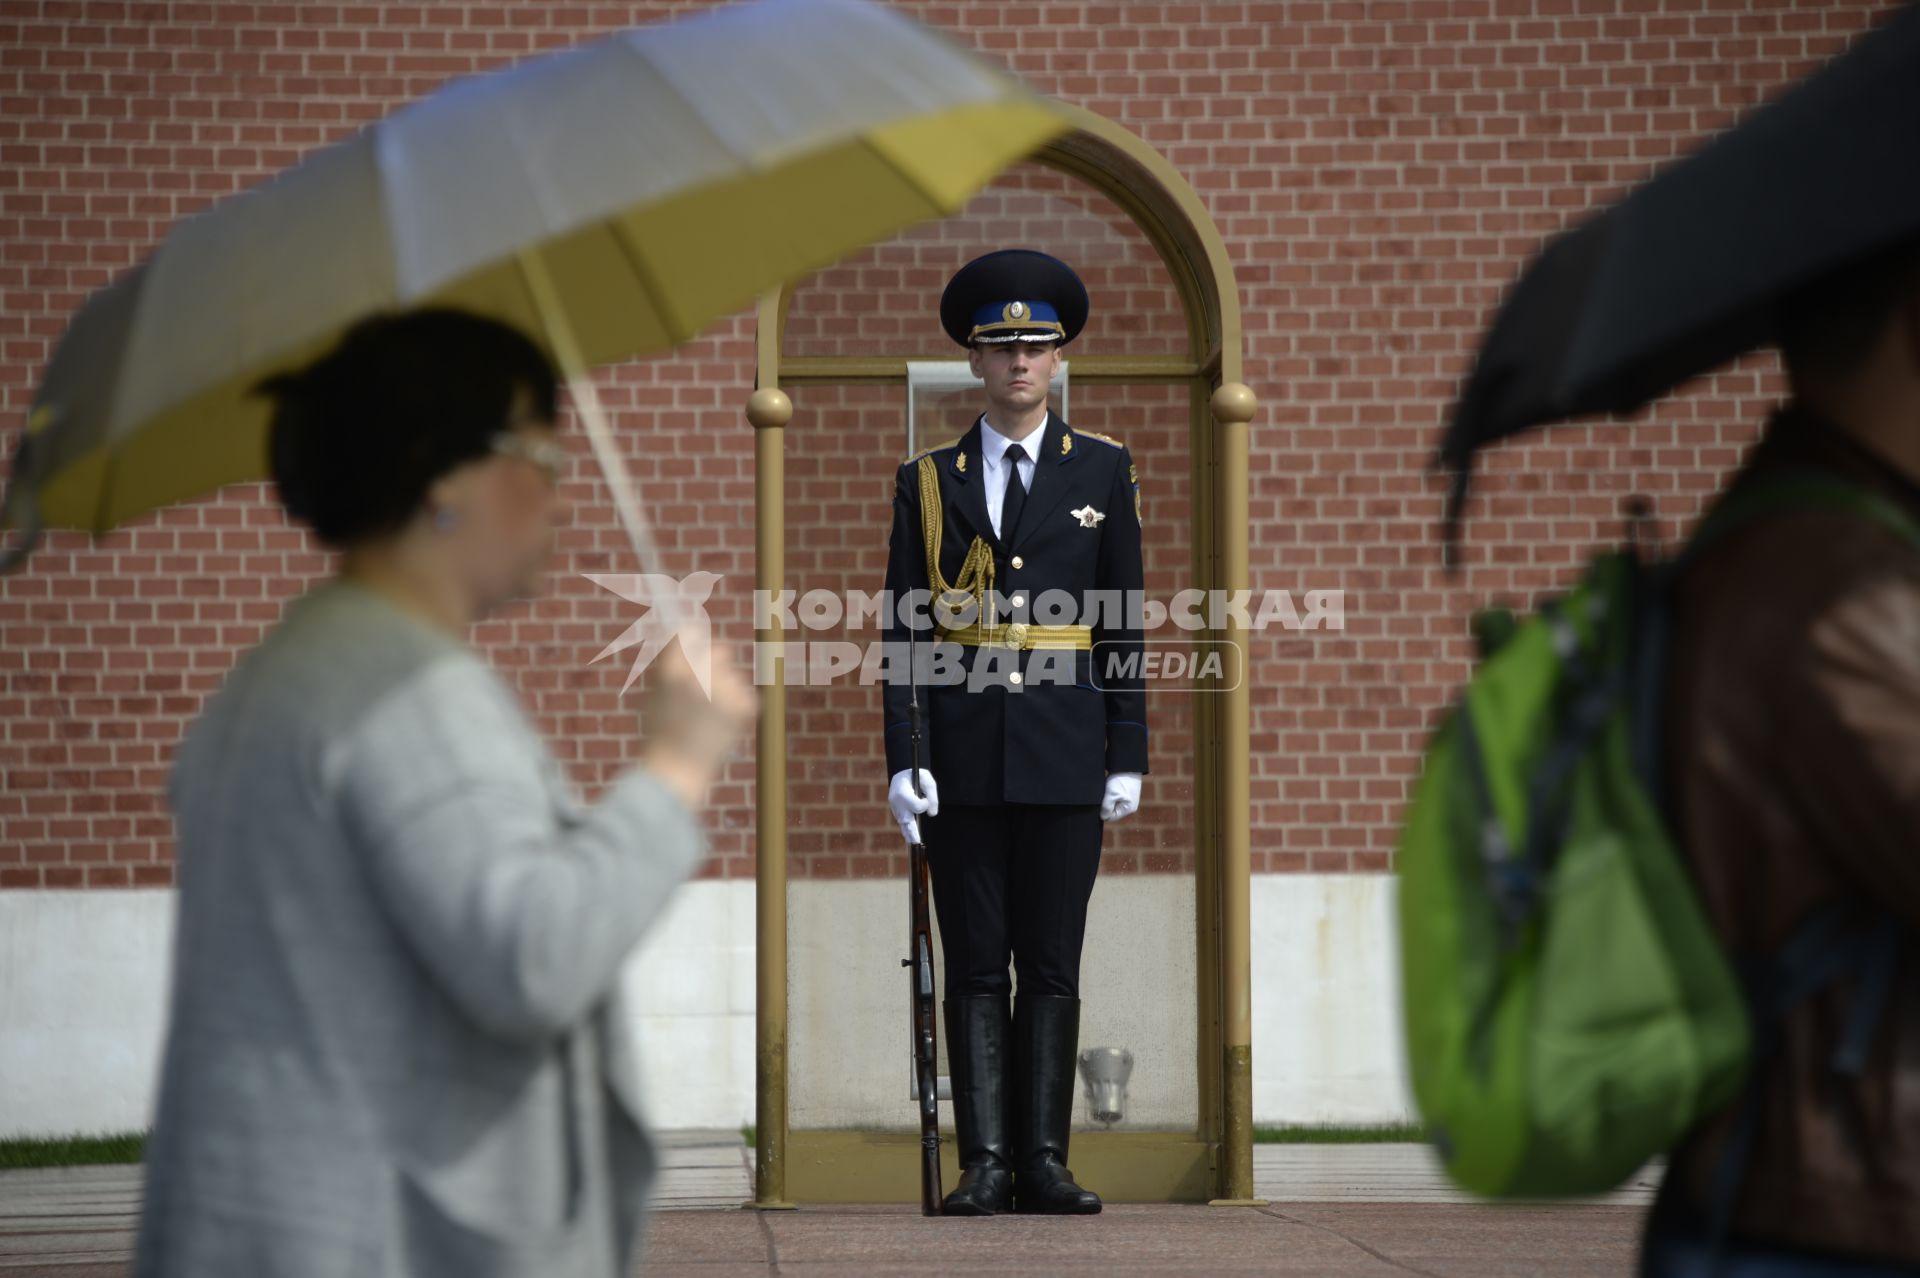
[2,0,1067,572]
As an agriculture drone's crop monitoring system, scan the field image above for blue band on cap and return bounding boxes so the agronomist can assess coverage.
[972,300,1059,328]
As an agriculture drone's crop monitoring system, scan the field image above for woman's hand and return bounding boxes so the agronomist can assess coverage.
[639,633,757,809]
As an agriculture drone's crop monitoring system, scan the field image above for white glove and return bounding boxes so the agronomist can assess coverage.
[1101,772,1142,823]
[888,768,940,844]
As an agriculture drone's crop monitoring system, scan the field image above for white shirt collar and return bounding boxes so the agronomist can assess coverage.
[978,414,1047,469]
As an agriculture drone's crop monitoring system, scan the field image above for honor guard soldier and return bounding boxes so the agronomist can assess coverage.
[881,250,1148,1216]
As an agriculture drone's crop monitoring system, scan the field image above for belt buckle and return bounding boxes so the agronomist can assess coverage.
[1003,622,1030,650]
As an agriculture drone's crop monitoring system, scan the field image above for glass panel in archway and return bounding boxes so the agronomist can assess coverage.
[779,163,1202,1143]
[783,161,1192,362]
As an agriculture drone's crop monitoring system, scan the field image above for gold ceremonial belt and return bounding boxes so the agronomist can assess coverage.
[938,622,1093,651]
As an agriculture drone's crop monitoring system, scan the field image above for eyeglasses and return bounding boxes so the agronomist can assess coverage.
[490,431,568,483]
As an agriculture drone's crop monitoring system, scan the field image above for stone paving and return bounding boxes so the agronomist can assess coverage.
[0,1135,1660,1276]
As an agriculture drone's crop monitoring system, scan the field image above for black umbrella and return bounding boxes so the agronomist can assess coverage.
[1441,0,1920,558]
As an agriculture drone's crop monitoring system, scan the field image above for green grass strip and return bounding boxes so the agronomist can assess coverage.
[0,1132,146,1169]
[0,1123,1425,1169]
[1254,1123,1428,1144]
[740,1122,1423,1149]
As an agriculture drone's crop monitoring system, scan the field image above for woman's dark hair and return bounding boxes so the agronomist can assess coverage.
[261,308,560,549]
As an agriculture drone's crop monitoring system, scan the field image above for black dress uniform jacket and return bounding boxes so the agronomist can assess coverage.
[882,413,1148,806]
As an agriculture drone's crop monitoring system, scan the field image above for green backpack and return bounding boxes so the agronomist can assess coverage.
[1398,473,1913,1201]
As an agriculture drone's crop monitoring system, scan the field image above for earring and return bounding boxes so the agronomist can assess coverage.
[432,507,460,532]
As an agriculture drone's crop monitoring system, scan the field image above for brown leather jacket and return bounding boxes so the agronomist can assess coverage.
[1662,406,1920,1262]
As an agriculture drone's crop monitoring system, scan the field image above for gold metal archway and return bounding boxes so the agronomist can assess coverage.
[746,102,1257,1207]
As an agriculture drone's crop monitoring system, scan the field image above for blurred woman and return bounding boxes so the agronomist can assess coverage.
[133,309,752,1278]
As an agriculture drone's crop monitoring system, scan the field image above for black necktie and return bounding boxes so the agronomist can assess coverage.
[1000,443,1028,542]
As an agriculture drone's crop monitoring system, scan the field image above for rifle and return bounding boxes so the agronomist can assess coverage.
[901,659,943,1215]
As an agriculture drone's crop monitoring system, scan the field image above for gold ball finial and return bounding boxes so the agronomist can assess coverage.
[746,387,794,430]
[1211,382,1257,425]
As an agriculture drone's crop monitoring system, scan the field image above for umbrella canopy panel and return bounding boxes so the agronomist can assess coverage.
[12,0,1066,539]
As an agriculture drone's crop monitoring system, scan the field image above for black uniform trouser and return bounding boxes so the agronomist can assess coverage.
[924,802,1103,999]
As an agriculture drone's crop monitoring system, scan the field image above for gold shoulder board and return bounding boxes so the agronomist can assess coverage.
[907,435,961,463]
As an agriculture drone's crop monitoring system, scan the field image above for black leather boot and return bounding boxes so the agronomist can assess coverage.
[941,995,1013,1215]
[1012,994,1102,1214]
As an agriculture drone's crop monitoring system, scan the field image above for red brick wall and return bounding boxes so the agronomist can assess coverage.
[0,0,1902,887]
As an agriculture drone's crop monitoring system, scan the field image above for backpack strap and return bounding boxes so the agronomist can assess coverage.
[1703,909,1902,1266]
[1683,472,1920,566]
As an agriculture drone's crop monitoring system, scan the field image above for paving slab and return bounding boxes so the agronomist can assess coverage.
[1268,1203,1645,1277]
[645,1201,1647,1276]
[0,1135,1654,1275]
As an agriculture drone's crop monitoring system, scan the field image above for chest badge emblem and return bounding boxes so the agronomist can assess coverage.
[1070,505,1106,528]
